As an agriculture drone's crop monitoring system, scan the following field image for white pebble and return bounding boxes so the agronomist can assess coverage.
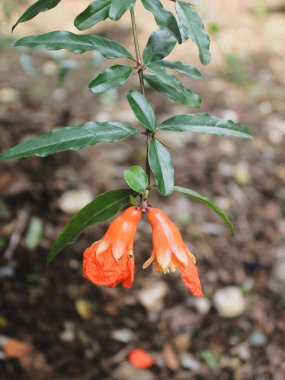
[213,286,246,318]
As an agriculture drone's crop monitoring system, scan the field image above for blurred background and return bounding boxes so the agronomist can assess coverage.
[0,0,285,379]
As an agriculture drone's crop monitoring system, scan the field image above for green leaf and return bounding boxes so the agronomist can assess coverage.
[15,31,134,60]
[0,122,138,160]
[12,0,62,32]
[144,66,201,107]
[123,166,149,193]
[126,90,156,132]
[47,189,136,263]
[153,60,202,80]
[159,113,252,139]
[130,195,139,206]
[174,186,234,235]
[141,0,181,43]
[176,1,211,65]
[143,28,177,64]
[148,139,174,196]
[74,0,111,30]
[109,0,136,20]
[89,65,132,94]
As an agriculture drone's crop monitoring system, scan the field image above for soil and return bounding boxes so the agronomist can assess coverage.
[0,1,285,379]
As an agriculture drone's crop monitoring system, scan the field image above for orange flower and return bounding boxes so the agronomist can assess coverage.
[83,206,141,288]
[144,208,203,297]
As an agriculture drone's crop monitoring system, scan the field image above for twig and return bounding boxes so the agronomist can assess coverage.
[4,208,29,261]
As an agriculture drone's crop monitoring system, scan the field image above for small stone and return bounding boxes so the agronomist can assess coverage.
[172,333,191,352]
[268,129,283,145]
[25,217,43,251]
[58,189,93,214]
[75,299,93,320]
[233,162,251,185]
[42,61,58,76]
[218,162,233,177]
[213,286,246,318]
[69,259,80,269]
[218,140,237,156]
[194,297,211,315]
[180,352,202,370]
[112,329,136,343]
[59,322,75,343]
[137,280,168,312]
[249,331,267,347]
[230,342,250,361]
[0,88,20,103]
[0,266,14,279]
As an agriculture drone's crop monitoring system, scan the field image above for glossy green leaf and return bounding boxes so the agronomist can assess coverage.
[0,122,138,160]
[148,139,174,196]
[126,90,156,132]
[109,0,136,20]
[174,186,234,235]
[153,60,202,80]
[47,189,136,263]
[141,0,181,43]
[123,166,149,193]
[176,1,211,65]
[89,65,132,94]
[144,65,201,107]
[12,0,62,32]
[15,31,134,60]
[159,113,252,139]
[74,0,111,30]
[143,28,177,64]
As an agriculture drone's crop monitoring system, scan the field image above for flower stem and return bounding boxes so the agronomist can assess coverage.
[130,8,151,188]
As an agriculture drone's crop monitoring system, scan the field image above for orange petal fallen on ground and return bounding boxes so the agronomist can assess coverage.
[3,338,31,359]
[128,348,155,369]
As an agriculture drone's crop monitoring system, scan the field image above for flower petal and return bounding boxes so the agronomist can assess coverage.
[156,247,172,271]
[184,243,196,263]
[112,241,126,261]
[96,239,110,256]
[148,208,188,266]
[142,251,155,269]
[122,257,135,288]
[180,260,203,297]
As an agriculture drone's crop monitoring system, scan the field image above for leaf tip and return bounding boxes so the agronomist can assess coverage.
[46,247,57,265]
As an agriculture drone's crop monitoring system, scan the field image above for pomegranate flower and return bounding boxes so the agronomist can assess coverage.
[83,206,141,288]
[144,208,203,297]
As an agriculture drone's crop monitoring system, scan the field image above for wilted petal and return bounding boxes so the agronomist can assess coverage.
[180,261,203,297]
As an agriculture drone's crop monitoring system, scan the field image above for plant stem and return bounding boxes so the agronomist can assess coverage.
[130,8,144,96]
[130,8,151,188]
